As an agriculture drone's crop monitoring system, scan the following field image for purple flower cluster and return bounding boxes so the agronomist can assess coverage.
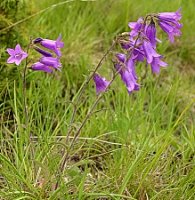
[31,35,64,73]
[93,9,182,95]
[6,35,64,74]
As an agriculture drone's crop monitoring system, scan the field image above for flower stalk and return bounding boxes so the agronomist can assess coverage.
[22,39,32,127]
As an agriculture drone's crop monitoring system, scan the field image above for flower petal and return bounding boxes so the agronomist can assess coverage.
[31,62,53,73]
[7,48,15,56]
[7,56,15,64]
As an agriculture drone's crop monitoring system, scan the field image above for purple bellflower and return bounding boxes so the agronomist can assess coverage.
[157,9,182,43]
[39,35,64,57]
[7,44,28,66]
[145,20,157,48]
[158,21,182,43]
[30,62,53,73]
[143,40,160,64]
[40,57,61,70]
[142,39,167,73]
[93,73,110,95]
[115,54,139,93]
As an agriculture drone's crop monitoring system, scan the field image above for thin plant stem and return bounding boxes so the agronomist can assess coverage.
[54,37,120,190]
[65,39,118,143]
[22,39,31,127]
[54,64,123,190]
[55,14,151,190]
[65,34,130,143]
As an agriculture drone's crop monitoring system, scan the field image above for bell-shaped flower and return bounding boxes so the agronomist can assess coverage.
[30,62,53,73]
[159,20,182,43]
[40,57,61,70]
[93,73,110,95]
[115,54,139,93]
[157,9,182,43]
[34,35,64,57]
[143,40,160,64]
[145,21,157,48]
[7,44,28,66]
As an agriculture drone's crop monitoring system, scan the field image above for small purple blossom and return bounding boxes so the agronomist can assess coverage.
[93,73,110,95]
[115,54,139,93]
[7,44,28,66]
[30,62,53,73]
[145,21,156,48]
[157,9,182,43]
[39,35,64,57]
[40,57,61,70]
[143,40,160,64]
[159,20,182,43]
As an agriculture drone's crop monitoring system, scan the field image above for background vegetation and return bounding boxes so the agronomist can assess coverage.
[0,0,195,199]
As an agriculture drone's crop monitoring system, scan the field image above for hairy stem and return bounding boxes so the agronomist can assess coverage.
[55,14,151,190]
[55,37,120,190]
[55,63,123,190]
[65,39,118,143]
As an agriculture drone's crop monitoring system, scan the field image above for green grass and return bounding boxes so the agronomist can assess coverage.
[0,0,195,199]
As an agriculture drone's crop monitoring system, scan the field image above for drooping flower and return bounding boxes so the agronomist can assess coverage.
[38,35,64,57]
[93,73,110,95]
[158,9,182,22]
[30,62,53,73]
[143,40,160,64]
[40,57,61,70]
[150,57,168,74]
[157,9,182,43]
[129,18,144,38]
[145,20,157,48]
[115,54,139,93]
[7,44,28,66]
[158,20,182,43]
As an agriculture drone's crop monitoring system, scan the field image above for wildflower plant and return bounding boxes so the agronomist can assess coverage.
[93,9,182,95]
[6,35,64,127]
[5,9,182,191]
